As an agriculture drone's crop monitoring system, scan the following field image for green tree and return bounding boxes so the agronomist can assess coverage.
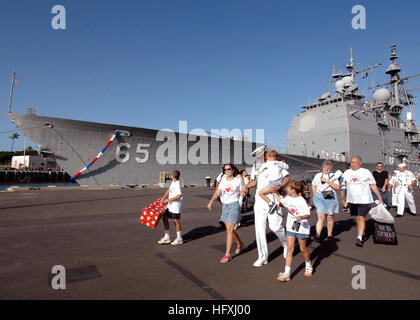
[9,133,19,152]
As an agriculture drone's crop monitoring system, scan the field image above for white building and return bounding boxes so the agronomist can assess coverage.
[11,156,59,170]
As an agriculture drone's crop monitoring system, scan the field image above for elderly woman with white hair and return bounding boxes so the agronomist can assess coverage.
[311,160,341,241]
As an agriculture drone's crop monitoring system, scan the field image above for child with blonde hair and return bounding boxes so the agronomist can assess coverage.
[258,150,289,213]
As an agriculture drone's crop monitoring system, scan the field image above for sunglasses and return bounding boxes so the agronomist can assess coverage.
[224,168,232,171]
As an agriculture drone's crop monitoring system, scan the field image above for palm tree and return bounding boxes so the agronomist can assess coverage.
[9,133,19,152]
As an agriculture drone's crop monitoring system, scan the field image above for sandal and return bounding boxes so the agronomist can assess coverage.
[220,255,232,263]
[235,242,245,255]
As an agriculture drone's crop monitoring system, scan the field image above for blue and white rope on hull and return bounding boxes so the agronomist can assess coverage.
[71,131,121,180]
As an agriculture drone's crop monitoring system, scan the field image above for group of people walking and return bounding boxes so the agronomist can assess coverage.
[155,150,417,282]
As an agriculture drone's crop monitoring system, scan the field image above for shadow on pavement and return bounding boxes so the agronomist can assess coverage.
[182,225,225,243]
[291,239,339,279]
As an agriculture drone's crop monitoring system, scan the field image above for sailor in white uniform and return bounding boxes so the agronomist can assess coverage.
[394,163,417,217]
[244,146,289,267]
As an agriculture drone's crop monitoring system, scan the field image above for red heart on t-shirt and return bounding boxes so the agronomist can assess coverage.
[352,178,358,182]
[290,208,296,214]
[225,187,231,193]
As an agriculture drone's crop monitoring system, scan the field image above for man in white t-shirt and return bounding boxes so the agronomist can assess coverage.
[341,156,383,247]
[158,170,184,246]
[394,163,417,217]
[244,153,289,267]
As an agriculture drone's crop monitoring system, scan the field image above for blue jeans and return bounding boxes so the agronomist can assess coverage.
[373,189,389,206]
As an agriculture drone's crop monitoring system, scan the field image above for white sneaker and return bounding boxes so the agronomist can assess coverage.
[171,238,183,246]
[277,272,291,282]
[158,238,171,245]
[253,259,268,267]
[304,265,313,277]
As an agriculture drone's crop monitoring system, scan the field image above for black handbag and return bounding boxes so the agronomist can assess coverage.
[321,173,334,199]
[322,190,334,199]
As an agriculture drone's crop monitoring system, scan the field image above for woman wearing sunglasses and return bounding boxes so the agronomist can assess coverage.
[208,164,245,263]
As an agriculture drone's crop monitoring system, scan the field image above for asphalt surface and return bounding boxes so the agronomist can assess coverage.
[0,186,419,300]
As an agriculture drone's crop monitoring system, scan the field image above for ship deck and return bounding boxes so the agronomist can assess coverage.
[0,187,419,300]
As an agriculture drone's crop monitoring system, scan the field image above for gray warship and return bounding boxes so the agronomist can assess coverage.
[5,45,420,186]
[5,111,260,186]
[286,45,420,175]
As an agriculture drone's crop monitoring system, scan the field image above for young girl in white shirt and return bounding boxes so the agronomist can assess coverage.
[277,181,313,282]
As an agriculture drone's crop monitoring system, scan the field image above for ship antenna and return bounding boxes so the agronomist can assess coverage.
[8,72,16,113]
[349,47,355,81]
[387,44,402,106]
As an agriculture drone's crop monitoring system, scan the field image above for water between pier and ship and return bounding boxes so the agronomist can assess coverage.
[0,182,79,191]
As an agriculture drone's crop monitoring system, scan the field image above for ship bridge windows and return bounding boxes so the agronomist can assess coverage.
[304,97,344,109]
[389,119,401,128]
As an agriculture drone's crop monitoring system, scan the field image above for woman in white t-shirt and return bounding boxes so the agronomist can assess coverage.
[277,181,312,282]
[208,164,245,263]
[311,161,340,241]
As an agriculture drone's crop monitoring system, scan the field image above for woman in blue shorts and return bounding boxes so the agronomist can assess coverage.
[311,161,341,241]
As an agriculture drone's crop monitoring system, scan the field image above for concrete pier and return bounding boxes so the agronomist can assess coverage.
[0,187,419,300]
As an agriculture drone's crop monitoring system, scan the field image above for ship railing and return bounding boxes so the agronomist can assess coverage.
[408,135,420,143]
[321,150,346,162]
[404,124,418,134]
[268,145,347,163]
[393,149,410,156]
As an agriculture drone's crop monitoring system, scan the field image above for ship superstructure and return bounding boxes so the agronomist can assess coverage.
[287,45,420,168]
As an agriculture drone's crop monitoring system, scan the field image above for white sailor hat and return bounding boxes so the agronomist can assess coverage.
[398,163,407,168]
[251,145,267,158]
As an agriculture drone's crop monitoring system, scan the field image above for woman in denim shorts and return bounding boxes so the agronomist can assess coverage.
[311,161,341,241]
[208,164,245,263]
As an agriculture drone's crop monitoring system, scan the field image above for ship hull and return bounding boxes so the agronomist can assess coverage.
[6,113,259,187]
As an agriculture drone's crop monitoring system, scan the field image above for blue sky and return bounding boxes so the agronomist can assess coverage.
[0,0,419,151]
